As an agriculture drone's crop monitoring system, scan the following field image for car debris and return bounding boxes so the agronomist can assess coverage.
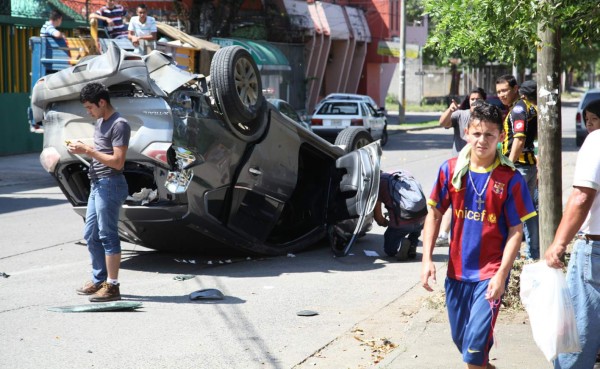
[48,301,143,313]
[189,288,225,300]
[173,274,195,281]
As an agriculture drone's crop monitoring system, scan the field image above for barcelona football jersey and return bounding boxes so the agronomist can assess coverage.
[428,157,537,282]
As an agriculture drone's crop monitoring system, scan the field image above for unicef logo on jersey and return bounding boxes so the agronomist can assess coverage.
[454,208,497,223]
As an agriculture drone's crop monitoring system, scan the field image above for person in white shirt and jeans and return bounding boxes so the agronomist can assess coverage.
[127,4,157,55]
[545,100,600,368]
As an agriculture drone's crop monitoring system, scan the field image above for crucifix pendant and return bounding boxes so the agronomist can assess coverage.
[476,196,485,211]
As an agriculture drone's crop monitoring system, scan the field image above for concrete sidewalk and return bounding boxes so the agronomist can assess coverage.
[293,262,552,369]
[377,271,552,369]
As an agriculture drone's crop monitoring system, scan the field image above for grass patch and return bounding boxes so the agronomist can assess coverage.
[387,120,439,131]
[385,100,446,113]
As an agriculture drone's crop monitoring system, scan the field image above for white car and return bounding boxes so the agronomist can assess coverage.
[317,93,384,112]
[311,99,388,146]
[576,88,600,147]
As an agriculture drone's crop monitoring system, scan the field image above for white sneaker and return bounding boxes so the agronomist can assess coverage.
[435,236,449,246]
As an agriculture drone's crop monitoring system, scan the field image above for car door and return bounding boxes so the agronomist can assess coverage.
[363,102,385,139]
[329,140,381,256]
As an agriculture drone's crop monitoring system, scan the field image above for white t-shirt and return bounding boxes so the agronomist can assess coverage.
[573,129,600,234]
[128,15,157,37]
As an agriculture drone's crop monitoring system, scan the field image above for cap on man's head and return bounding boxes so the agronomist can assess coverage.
[519,80,537,99]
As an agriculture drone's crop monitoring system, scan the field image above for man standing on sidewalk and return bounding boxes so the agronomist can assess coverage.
[421,102,536,369]
[496,75,539,259]
[545,124,600,369]
[67,82,130,302]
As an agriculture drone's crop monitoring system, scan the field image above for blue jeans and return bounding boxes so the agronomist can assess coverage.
[555,239,600,369]
[83,175,129,283]
[516,165,539,259]
[383,222,423,256]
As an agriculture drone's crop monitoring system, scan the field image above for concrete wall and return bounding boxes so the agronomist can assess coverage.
[388,59,512,104]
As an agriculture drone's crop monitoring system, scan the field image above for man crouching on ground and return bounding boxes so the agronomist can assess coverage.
[420,102,537,368]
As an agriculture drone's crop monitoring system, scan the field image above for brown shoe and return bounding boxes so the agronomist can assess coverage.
[89,282,121,302]
[76,281,103,295]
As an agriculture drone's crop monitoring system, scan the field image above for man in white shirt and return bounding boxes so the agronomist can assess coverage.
[545,128,600,368]
[127,4,157,55]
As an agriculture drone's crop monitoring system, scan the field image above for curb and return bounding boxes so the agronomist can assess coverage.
[387,124,440,135]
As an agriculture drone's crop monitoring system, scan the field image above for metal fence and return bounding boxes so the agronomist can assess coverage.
[0,24,38,93]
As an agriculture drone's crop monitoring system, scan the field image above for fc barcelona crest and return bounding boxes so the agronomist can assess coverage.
[493,182,505,196]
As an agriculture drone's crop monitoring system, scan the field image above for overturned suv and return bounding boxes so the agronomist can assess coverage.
[31,43,381,256]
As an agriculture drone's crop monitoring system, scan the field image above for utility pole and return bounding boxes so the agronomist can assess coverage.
[397,0,406,122]
[537,8,562,255]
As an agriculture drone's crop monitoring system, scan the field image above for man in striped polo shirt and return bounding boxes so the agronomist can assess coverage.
[89,0,128,39]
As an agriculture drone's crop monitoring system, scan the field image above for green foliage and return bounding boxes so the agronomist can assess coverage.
[422,0,600,73]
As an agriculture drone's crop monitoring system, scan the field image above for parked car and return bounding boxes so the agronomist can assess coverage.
[316,93,384,113]
[576,88,600,147]
[31,44,381,256]
[311,99,388,147]
[267,98,311,131]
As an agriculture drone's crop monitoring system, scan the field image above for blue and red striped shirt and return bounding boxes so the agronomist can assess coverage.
[428,157,536,282]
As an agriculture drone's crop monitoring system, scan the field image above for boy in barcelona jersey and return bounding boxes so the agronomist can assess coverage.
[420,102,536,369]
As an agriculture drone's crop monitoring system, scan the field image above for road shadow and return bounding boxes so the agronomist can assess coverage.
[120,293,246,305]
[0,196,68,214]
[118,232,448,279]
[385,130,453,152]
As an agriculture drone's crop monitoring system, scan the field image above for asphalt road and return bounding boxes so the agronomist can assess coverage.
[0,106,579,369]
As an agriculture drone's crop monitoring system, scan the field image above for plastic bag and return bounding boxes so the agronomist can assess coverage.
[520,261,581,361]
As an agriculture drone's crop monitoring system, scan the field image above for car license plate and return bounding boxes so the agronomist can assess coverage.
[323,120,347,127]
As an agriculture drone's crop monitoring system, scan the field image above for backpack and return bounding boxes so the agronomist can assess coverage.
[387,171,428,220]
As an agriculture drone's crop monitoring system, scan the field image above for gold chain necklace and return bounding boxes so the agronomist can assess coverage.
[468,168,493,211]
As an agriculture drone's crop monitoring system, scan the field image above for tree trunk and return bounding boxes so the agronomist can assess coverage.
[537,15,562,256]
[449,64,460,96]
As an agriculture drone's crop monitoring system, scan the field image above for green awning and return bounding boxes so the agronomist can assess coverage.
[211,37,291,72]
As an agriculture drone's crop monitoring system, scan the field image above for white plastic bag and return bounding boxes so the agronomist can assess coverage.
[520,261,581,361]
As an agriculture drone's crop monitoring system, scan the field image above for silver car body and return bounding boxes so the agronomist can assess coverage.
[31,43,381,256]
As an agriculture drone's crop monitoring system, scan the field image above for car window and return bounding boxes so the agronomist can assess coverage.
[364,103,377,116]
[280,103,301,122]
[317,102,359,115]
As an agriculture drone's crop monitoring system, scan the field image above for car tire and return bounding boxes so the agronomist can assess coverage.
[210,46,263,124]
[335,127,374,152]
[380,125,388,147]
